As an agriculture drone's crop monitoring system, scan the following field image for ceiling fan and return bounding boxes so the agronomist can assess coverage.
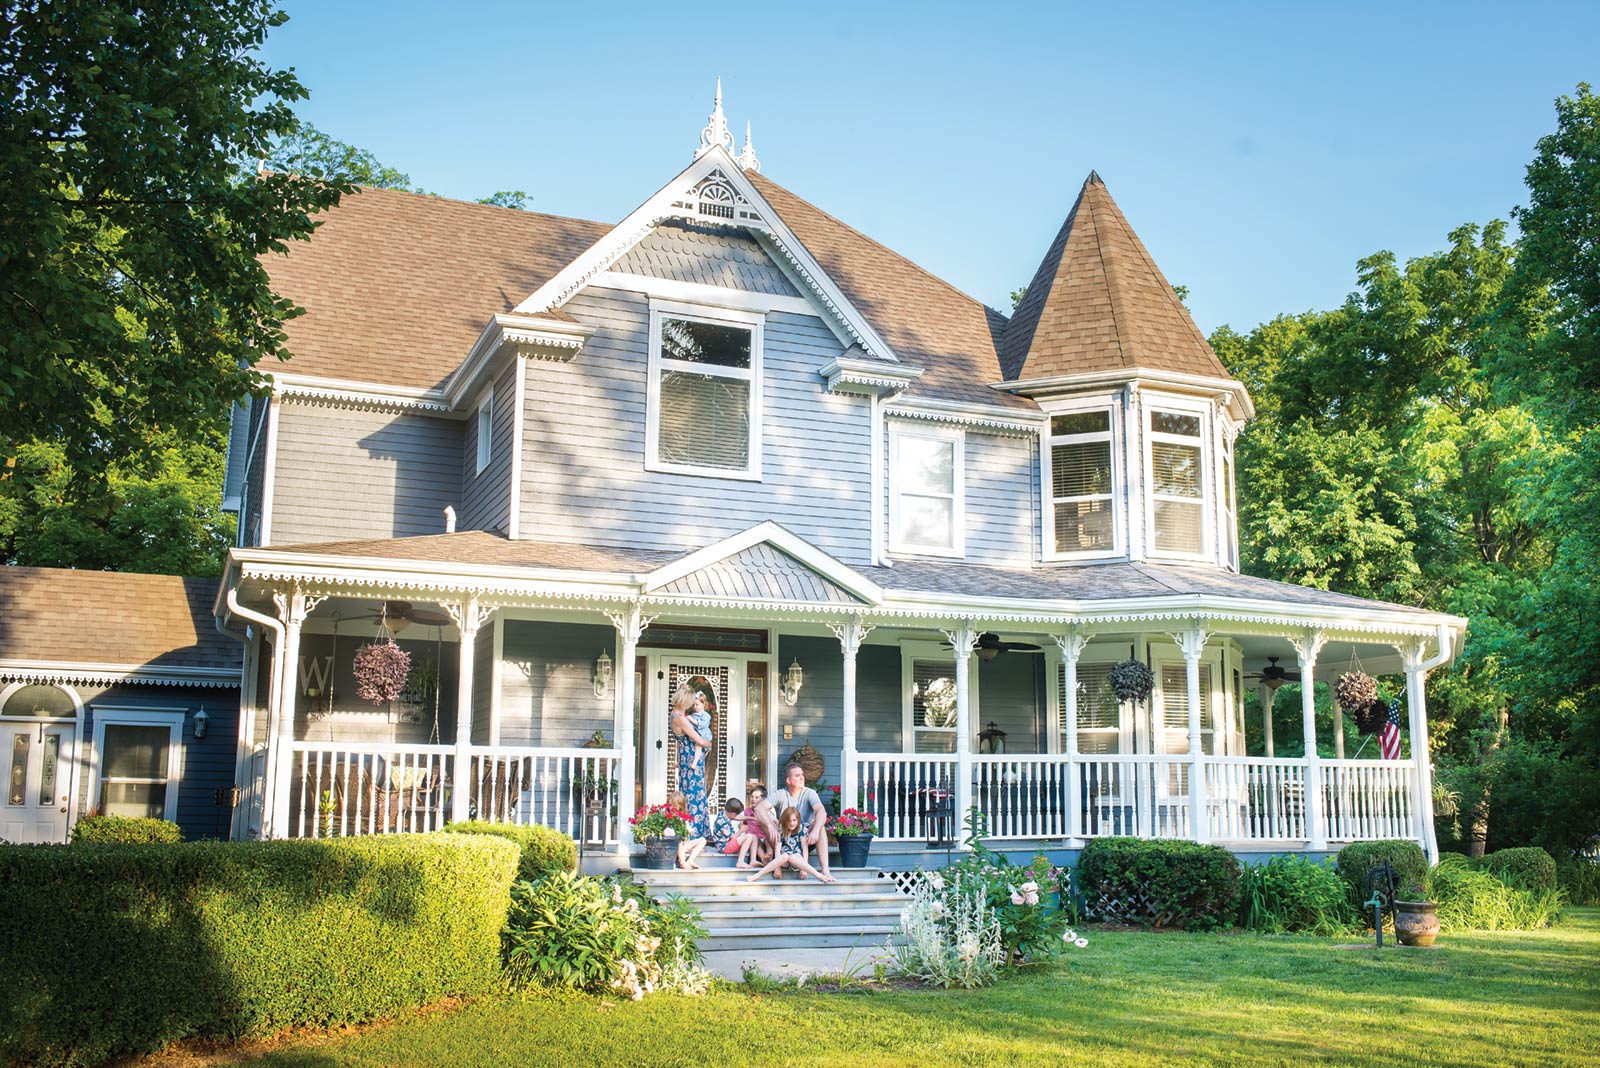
[941,631,1044,662]
[1244,656,1301,691]
[346,600,454,635]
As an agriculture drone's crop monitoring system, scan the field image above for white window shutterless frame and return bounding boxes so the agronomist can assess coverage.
[1044,406,1120,559]
[1144,403,1210,560]
[474,389,493,476]
[888,424,964,557]
[645,300,764,481]
[90,709,184,822]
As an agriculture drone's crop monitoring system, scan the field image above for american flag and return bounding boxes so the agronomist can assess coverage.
[1380,698,1403,760]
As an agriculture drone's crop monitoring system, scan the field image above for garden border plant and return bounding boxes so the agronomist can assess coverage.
[1077,837,1241,931]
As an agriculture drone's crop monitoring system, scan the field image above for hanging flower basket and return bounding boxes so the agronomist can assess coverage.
[353,639,411,705]
[1334,671,1378,715]
[786,742,826,785]
[922,677,958,728]
[1354,697,1390,736]
[1107,659,1155,704]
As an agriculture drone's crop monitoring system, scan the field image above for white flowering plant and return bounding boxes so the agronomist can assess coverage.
[889,873,1005,988]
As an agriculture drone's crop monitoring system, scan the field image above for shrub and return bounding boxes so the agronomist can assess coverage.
[70,815,182,844]
[1555,856,1600,905]
[0,833,518,1068]
[443,820,577,880]
[1077,838,1241,931]
[1334,839,1427,907]
[1481,847,1557,891]
[502,872,708,998]
[888,872,1007,988]
[1430,853,1564,931]
[1237,855,1356,935]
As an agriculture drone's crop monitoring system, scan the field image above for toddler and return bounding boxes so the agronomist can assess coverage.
[740,781,779,868]
[666,789,707,869]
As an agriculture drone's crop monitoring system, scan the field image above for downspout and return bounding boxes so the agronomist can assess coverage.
[219,588,285,839]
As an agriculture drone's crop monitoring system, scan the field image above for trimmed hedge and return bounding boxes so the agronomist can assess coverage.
[0,833,519,1068]
[1077,837,1241,931]
[443,820,578,880]
[1335,839,1428,905]
[1481,847,1557,891]
[70,815,182,844]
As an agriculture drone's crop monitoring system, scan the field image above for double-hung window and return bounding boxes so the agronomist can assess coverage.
[889,424,963,556]
[1047,409,1116,556]
[1147,408,1207,556]
[646,302,763,479]
[92,709,183,821]
[474,391,494,476]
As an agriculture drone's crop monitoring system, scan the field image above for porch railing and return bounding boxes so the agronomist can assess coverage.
[469,746,620,846]
[855,752,1417,847]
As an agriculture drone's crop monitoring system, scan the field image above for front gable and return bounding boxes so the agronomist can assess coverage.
[612,219,801,298]
[642,523,882,606]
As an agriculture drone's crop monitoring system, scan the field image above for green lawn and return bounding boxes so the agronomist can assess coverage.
[221,909,1600,1068]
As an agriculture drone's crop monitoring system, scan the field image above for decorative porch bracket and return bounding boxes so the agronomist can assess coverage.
[827,617,875,820]
[1165,624,1212,843]
[939,624,980,849]
[1053,628,1092,840]
[1289,628,1329,851]
[440,596,497,824]
[604,605,657,857]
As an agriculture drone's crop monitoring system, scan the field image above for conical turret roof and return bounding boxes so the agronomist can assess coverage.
[1001,172,1229,383]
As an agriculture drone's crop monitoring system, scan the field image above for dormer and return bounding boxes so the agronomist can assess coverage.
[997,171,1253,571]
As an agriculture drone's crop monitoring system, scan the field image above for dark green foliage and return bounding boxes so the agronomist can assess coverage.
[70,815,181,844]
[1077,838,1241,931]
[443,820,577,880]
[0,833,518,1067]
[1483,847,1558,891]
[1237,855,1355,935]
[1335,840,1428,906]
[1431,854,1565,931]
[1554,857,1600,905]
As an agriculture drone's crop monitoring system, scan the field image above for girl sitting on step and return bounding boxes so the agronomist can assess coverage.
[667,789,707,870]
[745,806,834,883]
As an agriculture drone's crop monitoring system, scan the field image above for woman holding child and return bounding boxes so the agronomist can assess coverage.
[669,681,716,841]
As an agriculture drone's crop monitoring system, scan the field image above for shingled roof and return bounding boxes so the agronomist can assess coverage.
[0,568,237,673]
[1001,172,1230,382]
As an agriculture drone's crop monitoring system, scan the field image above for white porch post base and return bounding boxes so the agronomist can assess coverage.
[1403,644,1441,864]
[1258,682,1275,757]
[268,589,309,839]
[1171,626,1211,844]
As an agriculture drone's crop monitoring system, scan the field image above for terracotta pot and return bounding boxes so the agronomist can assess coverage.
[1394,901,1439,947]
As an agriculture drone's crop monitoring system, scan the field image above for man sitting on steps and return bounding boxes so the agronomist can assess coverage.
[771,762,832,880]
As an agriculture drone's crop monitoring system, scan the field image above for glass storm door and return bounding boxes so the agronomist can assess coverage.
[2,721,74,844]
[656,657,744,813]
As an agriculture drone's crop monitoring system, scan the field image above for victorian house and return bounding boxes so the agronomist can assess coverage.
[1,91,1464,867]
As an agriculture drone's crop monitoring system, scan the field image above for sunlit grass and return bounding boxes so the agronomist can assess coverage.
[221,908,1600,1068]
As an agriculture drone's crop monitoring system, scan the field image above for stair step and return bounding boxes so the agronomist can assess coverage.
[700,924,900,953]
[635,868,883,884]
[696,904,905,923]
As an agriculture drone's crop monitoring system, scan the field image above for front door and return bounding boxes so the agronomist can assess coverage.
[2,720,74,844]
[648,656,745,814]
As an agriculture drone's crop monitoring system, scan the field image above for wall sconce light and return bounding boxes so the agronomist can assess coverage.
[780,658,804,706]
[192,707,210,740]
[593,650,613,698]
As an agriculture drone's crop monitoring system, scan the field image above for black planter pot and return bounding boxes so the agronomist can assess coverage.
[639,836,677,870]
[837,833,874,868]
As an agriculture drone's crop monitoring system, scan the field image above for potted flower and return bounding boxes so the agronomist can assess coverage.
[1393,880,1439,947]
[833,808,879,867]
[628,803,692,870]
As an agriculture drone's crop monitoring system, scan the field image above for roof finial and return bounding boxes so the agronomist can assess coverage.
[737,120,761,173]
[697,77,734,159]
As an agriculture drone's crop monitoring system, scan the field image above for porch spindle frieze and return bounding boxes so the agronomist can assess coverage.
[1289,628,1328,850]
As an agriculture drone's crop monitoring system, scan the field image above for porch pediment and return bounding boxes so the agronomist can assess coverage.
[641,523,880,606]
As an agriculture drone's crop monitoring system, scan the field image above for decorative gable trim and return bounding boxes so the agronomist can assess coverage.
[821,354,923,397]
[0,659,240,689]
[884,397,1045,437]
[640,522,883,604]
[272,374,453,415]
[512,147,901,365]
[445,314,596,409]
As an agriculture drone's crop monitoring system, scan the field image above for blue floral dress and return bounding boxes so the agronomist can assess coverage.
[779,831,804,856]
[709,812,737,850]
[676,708,713,838]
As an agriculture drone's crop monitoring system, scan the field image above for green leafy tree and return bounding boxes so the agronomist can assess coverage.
[478,190,530,210]
[265,124,413,189]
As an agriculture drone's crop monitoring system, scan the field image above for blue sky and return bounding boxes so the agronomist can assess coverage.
[261,1,1598,335]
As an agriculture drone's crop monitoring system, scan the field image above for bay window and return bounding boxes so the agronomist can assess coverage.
[646,303,763,478]
[1147,407,1207,556]
[1047,409,1117,556]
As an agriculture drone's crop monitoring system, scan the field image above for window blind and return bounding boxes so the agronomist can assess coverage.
[658,371,750,469]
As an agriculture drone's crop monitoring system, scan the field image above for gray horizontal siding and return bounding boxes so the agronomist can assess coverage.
[269,402,461,545]
[773,635,844,792]
[461,360,517,535]
[520,287,874,563]
[498,620,614,749]
[613,221,799,295]
[856,643,904,753]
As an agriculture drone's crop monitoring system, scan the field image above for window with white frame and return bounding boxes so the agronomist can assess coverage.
[1047,409,1117,555]
[1057,659,1124,754]
[890,425,964,556]
[907,658,959,754]
[647,304,763,477]
[1222,441,1238,569]
[93,709,183,821]
[474,391,494,476]
[1147,408,1207,556]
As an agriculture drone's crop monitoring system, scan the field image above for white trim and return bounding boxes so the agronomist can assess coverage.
[0,660,240,689]
[999,367,1255,421]
[821,356,923,397]
[883,398,1044,437]
[271,373,454,415]
[870,393,885,566]
[446,315,593,410]
[887,423,965,559]
[1143,395,1212,564]
[592,271,817,318]
[259,396,280,546]
[1041,400,1124,563]
[88,706,186,823]
[474,387,494,477]
[490,614,504,746]
[644,299,765,481]
[640,522,884,603]
[509,356,526,540]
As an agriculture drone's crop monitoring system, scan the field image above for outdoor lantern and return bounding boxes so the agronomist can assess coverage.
[978,720,1007,754]
[192,706,209,739]
[593,650,613,698]
[781,657,804,706]
[925,779,956,859]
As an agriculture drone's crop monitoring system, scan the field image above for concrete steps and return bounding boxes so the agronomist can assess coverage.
[631,857,907,953]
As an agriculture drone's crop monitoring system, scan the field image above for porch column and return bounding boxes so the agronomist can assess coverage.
[268,588,310,839]
[943,624,978,848]
[1332,702,1346,759]
[606,605,653,858]
[1171,626,1211,843]
[1258,682,1275,757]
[1055,630,1091,840]
[1291,629,1328,850]
[830,617,874,818]
[1401,640,1441,864]
[443,597,491,824]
